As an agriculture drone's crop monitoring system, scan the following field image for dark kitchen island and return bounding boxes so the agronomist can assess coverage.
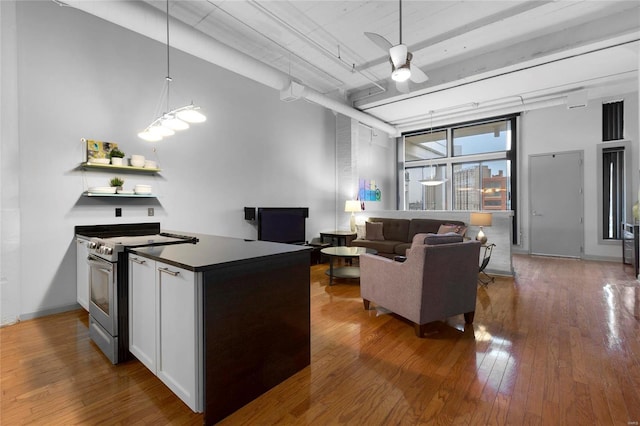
[128,234,311,425]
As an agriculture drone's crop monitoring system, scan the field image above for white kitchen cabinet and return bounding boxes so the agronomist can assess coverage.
[156,261,202,412]
[128,256,203,413]
[128,255,157,373]
[76,237,90,311]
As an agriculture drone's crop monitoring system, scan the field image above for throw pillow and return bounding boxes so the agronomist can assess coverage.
[424,232,464,245]
[355,224,366,240]
[437,223,468,237]
[365,221,384,241]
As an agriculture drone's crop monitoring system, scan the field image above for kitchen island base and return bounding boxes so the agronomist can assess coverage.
[203,250,310,424]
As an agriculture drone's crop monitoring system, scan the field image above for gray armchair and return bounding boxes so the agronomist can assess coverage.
[360,233,481,337]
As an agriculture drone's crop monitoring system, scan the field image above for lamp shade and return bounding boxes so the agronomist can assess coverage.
[137,130,162,142]
[162,115,189,130]
[345,200,362,213]
[391,66,411,82]
[176,107,207,123]
[470,212,492,227]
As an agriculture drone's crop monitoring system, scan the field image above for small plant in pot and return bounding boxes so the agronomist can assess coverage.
[110,177,124,191]
[109,148,125,166]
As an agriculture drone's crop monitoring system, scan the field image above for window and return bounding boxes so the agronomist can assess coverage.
[402,115,517,242]
[453,160,510,211]
[603,100,623,141]
[602,146,625,239]
[452,121,510,156]
[405,165,447,210]
[405,130,447,161]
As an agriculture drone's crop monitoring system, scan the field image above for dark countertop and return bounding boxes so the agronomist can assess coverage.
[127,232,311,272]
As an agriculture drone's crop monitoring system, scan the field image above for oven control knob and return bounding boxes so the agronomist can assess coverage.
[88,242,98,250]
[103,247,113,255]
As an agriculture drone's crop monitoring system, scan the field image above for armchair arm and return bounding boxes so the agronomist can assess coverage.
[360,252,425,324]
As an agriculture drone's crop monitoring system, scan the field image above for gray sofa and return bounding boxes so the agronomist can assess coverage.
[351,217,467,258]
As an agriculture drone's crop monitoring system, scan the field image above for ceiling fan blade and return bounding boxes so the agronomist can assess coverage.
[364,32,393,52]
[389,44,408,68]
[396,80,410,93]
[409,63,429,83]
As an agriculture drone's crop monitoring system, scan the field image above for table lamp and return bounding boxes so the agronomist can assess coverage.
[470,212,492,244]
[345,200,362,232]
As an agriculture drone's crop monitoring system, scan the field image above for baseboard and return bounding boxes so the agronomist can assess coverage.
[19,303,83,322]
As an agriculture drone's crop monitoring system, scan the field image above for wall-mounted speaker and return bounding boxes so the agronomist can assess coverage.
[244,207,256,221]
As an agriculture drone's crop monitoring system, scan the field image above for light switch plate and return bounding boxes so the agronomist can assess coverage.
[148,208,154,216]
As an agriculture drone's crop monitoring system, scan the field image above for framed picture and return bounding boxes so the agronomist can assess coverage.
[85,139,118,161]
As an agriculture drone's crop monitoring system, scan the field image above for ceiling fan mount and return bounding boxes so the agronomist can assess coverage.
[365,0,428,93]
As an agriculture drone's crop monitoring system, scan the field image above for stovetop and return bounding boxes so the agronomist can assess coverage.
[76,223,198,261]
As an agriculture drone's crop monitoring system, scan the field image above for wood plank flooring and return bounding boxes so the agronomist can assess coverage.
[2,254,639,425]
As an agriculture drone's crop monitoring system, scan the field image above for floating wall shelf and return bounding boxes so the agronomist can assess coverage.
[82,192,156,198]
[80,162,161,173]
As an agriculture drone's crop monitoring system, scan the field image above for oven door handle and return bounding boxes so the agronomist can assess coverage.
[87,256,113,271]
[158,267,180,277]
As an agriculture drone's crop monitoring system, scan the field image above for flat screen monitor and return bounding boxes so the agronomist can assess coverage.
[257,207,308,244]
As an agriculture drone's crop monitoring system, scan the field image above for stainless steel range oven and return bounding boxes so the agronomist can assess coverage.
[76,223,197,364]
[87,254,119,361]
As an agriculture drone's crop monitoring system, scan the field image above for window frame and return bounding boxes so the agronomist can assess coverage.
[401,114,518,243]
[597,140,633,243]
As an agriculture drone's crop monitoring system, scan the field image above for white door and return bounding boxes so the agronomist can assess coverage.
[529,152,583,257]
[128,255,157,373]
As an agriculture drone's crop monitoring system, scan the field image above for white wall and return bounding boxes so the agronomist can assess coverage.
[3,1,344,321]
[518,91,639,260]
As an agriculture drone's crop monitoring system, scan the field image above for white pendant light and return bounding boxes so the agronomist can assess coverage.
[138,130,163,142]
[138,0,205,141]
[176,106,207,123]
[161,114,189,130]
[149,124,175,137]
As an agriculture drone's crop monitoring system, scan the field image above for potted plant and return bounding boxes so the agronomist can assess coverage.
[109,148,125,166]
[110,177,124,191]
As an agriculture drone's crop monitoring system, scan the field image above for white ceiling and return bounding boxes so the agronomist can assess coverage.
[99,1,640,131]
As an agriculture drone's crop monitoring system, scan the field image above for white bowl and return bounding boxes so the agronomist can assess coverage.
[134,184,152,194]
[130,160,145,168]
[131,154,145,162]
[144,160,157,169]
[89,158,110,164]
[88,186,117,194]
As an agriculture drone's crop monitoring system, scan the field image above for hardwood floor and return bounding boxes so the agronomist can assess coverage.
[2,254,639,425]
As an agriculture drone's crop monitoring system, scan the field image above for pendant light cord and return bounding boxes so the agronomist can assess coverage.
[165,0,171,112]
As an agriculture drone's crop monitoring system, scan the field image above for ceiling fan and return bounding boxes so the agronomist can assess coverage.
[365,0,429,93]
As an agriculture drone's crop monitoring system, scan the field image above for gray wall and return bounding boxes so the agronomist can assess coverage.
[2,1,374,322]
[518,92,639,260]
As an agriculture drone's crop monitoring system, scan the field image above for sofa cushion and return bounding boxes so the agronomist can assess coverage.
[424,232,464,245]
[394,242,411,255]
[408,219,465,240]
[370,218,410,242]
[365,221,385,240]
[355,224,366,240]
[437,223,468,237]
[352,239,400,255]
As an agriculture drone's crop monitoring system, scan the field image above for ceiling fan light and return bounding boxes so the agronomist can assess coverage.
[392,66,411,82]
[176,107,206,123]
[162,115,189,130]
[138,130,163,142]
[148,124,175,137]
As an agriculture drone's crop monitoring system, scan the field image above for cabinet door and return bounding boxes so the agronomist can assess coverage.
[76,238,90,311]
[128,255,158,373]
[156,261,201,412]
